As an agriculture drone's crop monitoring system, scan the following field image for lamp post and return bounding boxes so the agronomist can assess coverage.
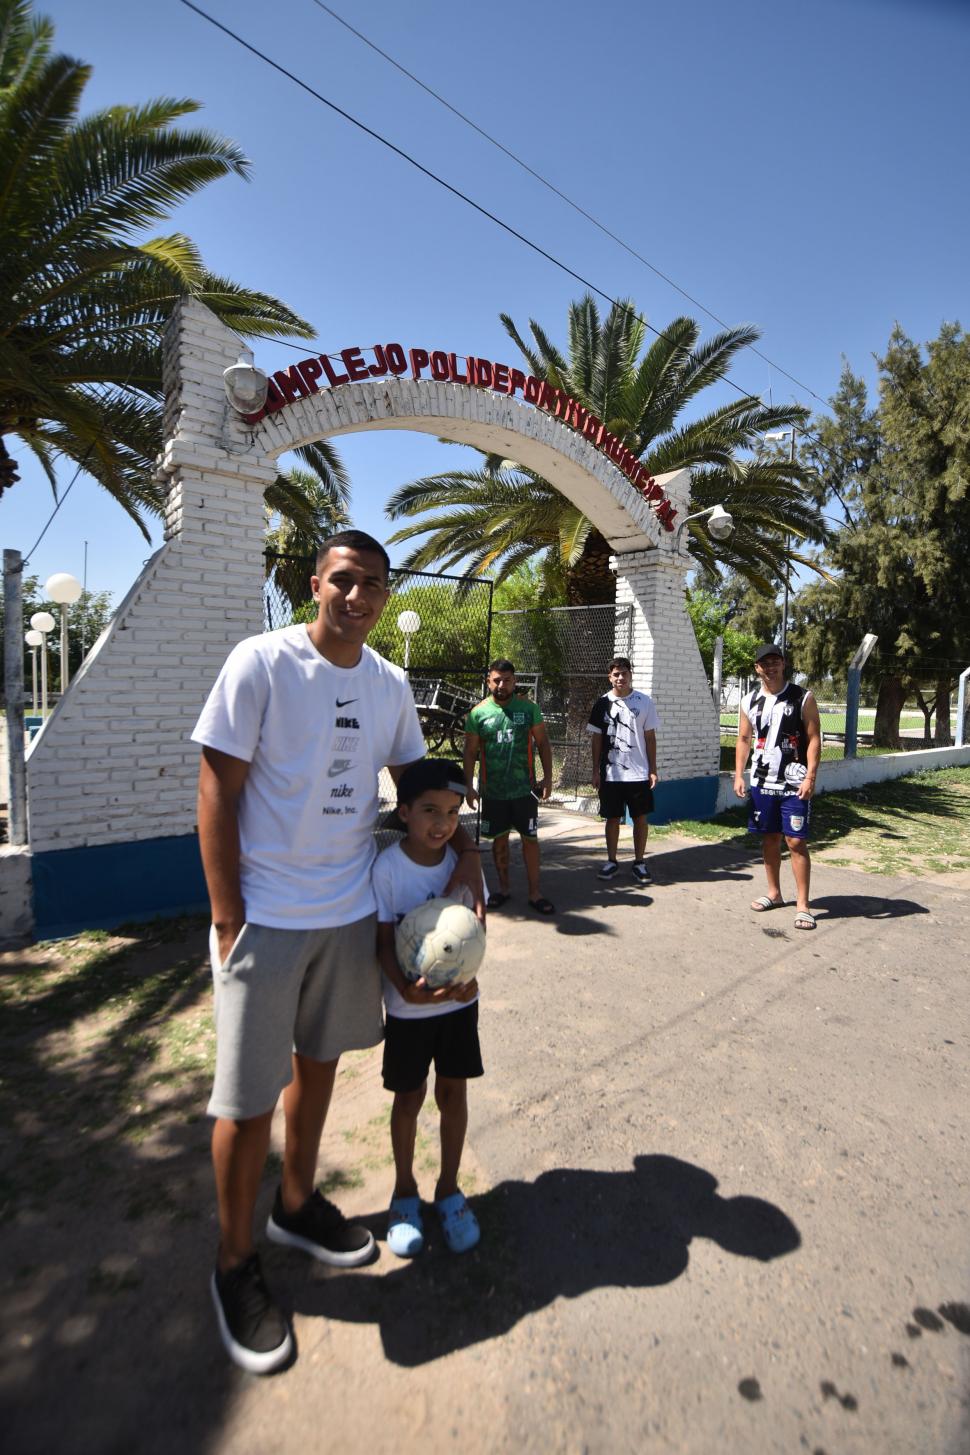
[25,629,43,712]
[763,429,797,658]
[30,611,55,716]
[45,572,82,693]
[397,610,421,671]
[673,504,735,552]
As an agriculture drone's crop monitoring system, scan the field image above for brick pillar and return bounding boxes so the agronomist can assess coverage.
[26,300,279,932]
[612,548,719,788]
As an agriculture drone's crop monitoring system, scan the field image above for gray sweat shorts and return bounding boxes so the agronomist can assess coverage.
[206,914,383,1121]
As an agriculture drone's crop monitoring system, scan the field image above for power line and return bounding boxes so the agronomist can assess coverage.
[177,0,863,489]
[176,2,794,414]
[308,0,828,409]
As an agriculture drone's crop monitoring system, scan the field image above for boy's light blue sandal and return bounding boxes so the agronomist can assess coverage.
[435,1192,480,1254]
[387,1196,424,1257]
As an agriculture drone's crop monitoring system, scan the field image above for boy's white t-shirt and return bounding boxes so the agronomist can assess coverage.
[372,841,480,1021]
[191,626,425,928]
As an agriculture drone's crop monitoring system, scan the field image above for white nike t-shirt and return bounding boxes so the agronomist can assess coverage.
[191,626,425,928]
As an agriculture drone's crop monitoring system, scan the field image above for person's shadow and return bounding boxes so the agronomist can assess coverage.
[284,1154,800,1365]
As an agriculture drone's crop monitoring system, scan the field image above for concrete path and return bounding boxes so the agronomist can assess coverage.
[5,810,969,1454]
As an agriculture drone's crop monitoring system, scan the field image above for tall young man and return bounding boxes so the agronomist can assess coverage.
[587,656,661,883]
[734,642,821,930]
[193,530,483,1373]
[464,659,555,915]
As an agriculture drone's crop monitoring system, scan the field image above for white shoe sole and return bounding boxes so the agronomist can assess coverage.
[266,1215,376,1267]
[210,1273,293,1375]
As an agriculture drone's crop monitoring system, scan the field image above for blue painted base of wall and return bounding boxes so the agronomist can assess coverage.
[649,774,719,825]
[32,834,208,941]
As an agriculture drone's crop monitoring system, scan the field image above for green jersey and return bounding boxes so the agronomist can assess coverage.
[465,696,543,800]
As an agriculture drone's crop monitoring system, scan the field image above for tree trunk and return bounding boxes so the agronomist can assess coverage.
[934,680,953,746]
[0,435,20,497]
[872,674,906,749]
[565,531,615,607]
[913,687,934,746]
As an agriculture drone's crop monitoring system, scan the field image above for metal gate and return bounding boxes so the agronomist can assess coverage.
[489,603,634,797]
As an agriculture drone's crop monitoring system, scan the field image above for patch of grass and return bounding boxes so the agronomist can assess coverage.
[660,766,970,877]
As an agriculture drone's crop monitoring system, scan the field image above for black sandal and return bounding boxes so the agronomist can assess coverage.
[487,892,510,910]
[528,896,555,915]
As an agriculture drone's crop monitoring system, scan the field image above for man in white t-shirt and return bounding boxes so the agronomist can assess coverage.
[586,656,661,884]
[192,530,484,1374]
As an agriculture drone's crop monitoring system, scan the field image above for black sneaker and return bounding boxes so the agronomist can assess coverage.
[597,860,620,880]
[211,1253,293,1374]
[266,1188,375,1266]
[632,862,652,884]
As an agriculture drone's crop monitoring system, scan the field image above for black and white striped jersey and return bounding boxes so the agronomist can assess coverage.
[741,682,812,796]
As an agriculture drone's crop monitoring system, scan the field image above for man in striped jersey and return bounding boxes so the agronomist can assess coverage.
[734,643,821,930]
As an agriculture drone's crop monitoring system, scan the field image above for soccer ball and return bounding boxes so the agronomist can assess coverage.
[395,897,485,988]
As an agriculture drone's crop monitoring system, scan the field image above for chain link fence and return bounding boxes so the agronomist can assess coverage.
[718,656,970,762]
[490,603,634,798]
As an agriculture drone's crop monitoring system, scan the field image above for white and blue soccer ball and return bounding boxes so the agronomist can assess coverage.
[395,897,485,988]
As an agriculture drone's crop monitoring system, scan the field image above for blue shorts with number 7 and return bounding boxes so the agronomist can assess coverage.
[748,785,811,838]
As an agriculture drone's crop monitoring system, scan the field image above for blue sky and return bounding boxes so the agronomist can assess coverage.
[4,0,968,601]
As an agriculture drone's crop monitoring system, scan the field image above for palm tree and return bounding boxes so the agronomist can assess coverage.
[0,0,345,535]
[386,295,823,602]
[264,462,350,617]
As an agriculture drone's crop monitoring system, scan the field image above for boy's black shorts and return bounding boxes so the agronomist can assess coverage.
[382,1002,484,1093]
[598,780,654,820]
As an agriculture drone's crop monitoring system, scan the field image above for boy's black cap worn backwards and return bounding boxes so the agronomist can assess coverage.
[397,759,466,805]
[754,642,785,663]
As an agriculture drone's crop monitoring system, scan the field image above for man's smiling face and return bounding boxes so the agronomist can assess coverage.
[311,546,390,648]
[755,653,785,692]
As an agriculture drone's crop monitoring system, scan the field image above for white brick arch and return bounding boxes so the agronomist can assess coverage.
[249,378,674,555]
[23,298,718,940]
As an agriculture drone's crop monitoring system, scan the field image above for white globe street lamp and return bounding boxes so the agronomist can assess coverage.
[29,611,55,716]
[25,629,43,712]
[45,572,82,692]
[397,610,421,671]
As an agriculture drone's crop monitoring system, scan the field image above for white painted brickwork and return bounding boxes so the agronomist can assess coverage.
[26,300,277,853]
[613,551,719,781]
[25,298,711,855]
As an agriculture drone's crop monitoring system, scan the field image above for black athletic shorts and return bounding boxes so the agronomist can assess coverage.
[599,780,654,820]
[480,794,538,840]
[382,1002,484,1092]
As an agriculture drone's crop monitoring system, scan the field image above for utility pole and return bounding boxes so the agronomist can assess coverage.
[4,549,27,845]
[780,428,795,659]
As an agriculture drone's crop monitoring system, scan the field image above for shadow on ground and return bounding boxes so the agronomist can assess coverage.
[295,1154,800,1366]
[0,917,237,1455]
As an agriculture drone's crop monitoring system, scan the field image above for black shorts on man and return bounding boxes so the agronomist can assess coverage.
[382,1002,484,1092]
[480,794,538,840]
[598,781,654,821]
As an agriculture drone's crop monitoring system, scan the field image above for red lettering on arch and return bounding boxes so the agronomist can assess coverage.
[385,343,407,375]
[297,359,322,394]
[492,362,510,393]
[524,375,540,404]
[341,347,369,382]
[273,365,314,404]
[409,348,430,379]
[320,355,349,387]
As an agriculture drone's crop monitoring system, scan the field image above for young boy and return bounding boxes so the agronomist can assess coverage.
[373,759,483,1257]
[587,657,661,882]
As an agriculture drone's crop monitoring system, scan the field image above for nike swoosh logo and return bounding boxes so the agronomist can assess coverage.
[336,698,357,708]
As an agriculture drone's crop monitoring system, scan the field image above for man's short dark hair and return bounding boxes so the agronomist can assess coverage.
[488,659,515,675]
[610,657,632,673]
[396,759,466,805]
[315,530,391,579]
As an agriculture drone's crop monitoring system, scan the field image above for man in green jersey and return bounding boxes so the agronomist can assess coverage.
[464,660,555,915]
